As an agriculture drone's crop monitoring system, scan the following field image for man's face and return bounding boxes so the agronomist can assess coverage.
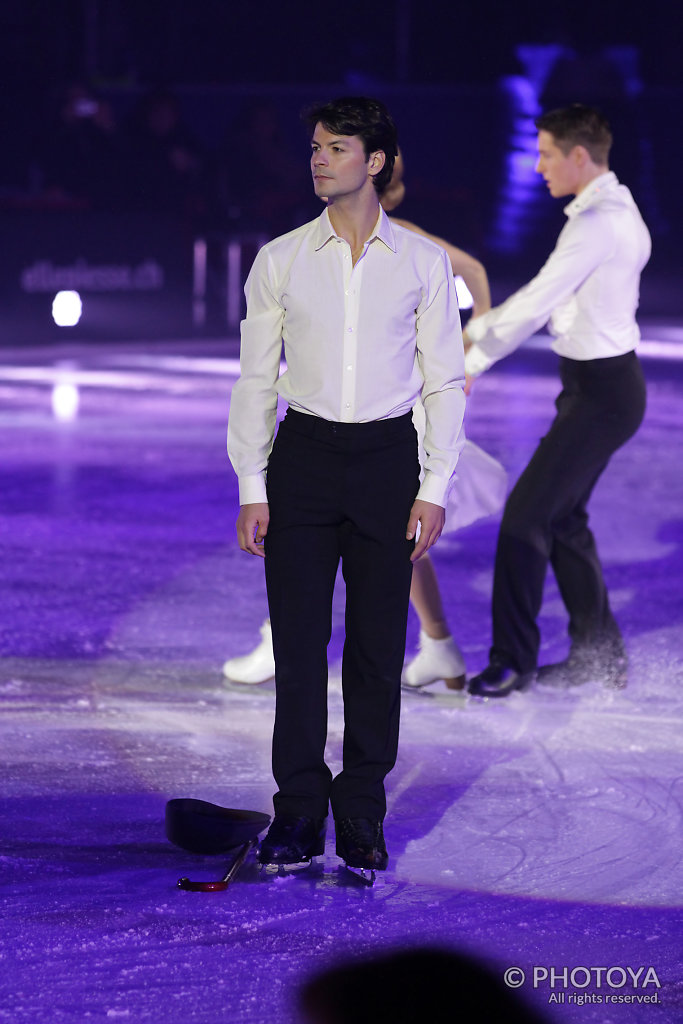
[310,123,381,201]
[535,130,581,198]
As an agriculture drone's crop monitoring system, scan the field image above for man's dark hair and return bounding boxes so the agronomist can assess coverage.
[304,96,398,194]
[535,104,612,165]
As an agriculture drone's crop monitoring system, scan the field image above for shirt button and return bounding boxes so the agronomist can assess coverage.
[347,327,353,333]
[346,365,352,371]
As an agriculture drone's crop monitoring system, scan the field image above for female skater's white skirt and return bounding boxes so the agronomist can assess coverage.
[412,402,507,534]
[444,439,507,533]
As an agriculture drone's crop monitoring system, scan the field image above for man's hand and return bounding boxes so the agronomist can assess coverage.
[464,372,476,396]
[406,499,445,562]
[236,502,270,557]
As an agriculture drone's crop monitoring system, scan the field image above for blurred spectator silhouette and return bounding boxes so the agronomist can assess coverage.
[35,82,124,209]
[120,87,206,222]
[211,97,307,237]
[299,947,549,1024]
[540,43,628,107]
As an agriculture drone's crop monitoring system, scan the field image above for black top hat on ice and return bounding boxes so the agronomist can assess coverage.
[165,798,271,855]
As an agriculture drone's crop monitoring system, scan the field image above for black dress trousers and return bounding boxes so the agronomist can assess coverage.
[264,409,420,823]
[490,349,647,673]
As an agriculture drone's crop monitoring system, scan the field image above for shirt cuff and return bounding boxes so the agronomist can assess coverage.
[465,343,495,377]
[465,312,488,344]
[238,473,268,506]
[416,472,449,509]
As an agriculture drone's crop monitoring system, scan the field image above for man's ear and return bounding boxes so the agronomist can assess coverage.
[368,150,386,178]
[572,144,590,168]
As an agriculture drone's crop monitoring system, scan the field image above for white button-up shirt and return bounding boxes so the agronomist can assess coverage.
[228,206,466,507]
[465,172,651,375]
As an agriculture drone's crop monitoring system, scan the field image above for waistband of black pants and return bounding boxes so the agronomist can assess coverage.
[559,349,639,374]
[281,407,415,442]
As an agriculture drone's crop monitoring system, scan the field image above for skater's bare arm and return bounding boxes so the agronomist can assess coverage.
[236,503,270,557]
[390,217,491,316]
[406,499,445,562]
[462,329,476,394]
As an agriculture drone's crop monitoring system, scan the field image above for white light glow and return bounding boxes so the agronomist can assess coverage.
[454,276,473,310]
[52,291,83,327]
[51,382,80,421]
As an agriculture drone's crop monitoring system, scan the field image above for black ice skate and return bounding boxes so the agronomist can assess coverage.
[335,818,388,886]
[257,814,327,875]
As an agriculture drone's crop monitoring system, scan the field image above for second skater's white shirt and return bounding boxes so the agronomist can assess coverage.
[228,206,466,507]
[465,172,652,375]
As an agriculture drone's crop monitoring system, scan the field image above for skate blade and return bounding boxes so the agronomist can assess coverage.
[401,681,431,694]
[344,864,377,887]
[222,678,275,695]
[258,858,319,880]
[402,682,469,707]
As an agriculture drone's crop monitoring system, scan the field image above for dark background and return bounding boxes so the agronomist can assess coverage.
[1,0,680,341]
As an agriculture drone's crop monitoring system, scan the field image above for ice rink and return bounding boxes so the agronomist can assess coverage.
[1,328,682,1022]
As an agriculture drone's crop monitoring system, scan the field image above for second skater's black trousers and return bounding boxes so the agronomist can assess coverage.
[491,349,647,673]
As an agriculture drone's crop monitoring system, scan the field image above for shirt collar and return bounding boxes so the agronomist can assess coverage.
[314,205,397,253]
[564,170,618,219]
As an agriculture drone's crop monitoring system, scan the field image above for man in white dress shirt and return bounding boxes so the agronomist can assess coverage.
[227,97,465,871]
[465,104,651,698]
